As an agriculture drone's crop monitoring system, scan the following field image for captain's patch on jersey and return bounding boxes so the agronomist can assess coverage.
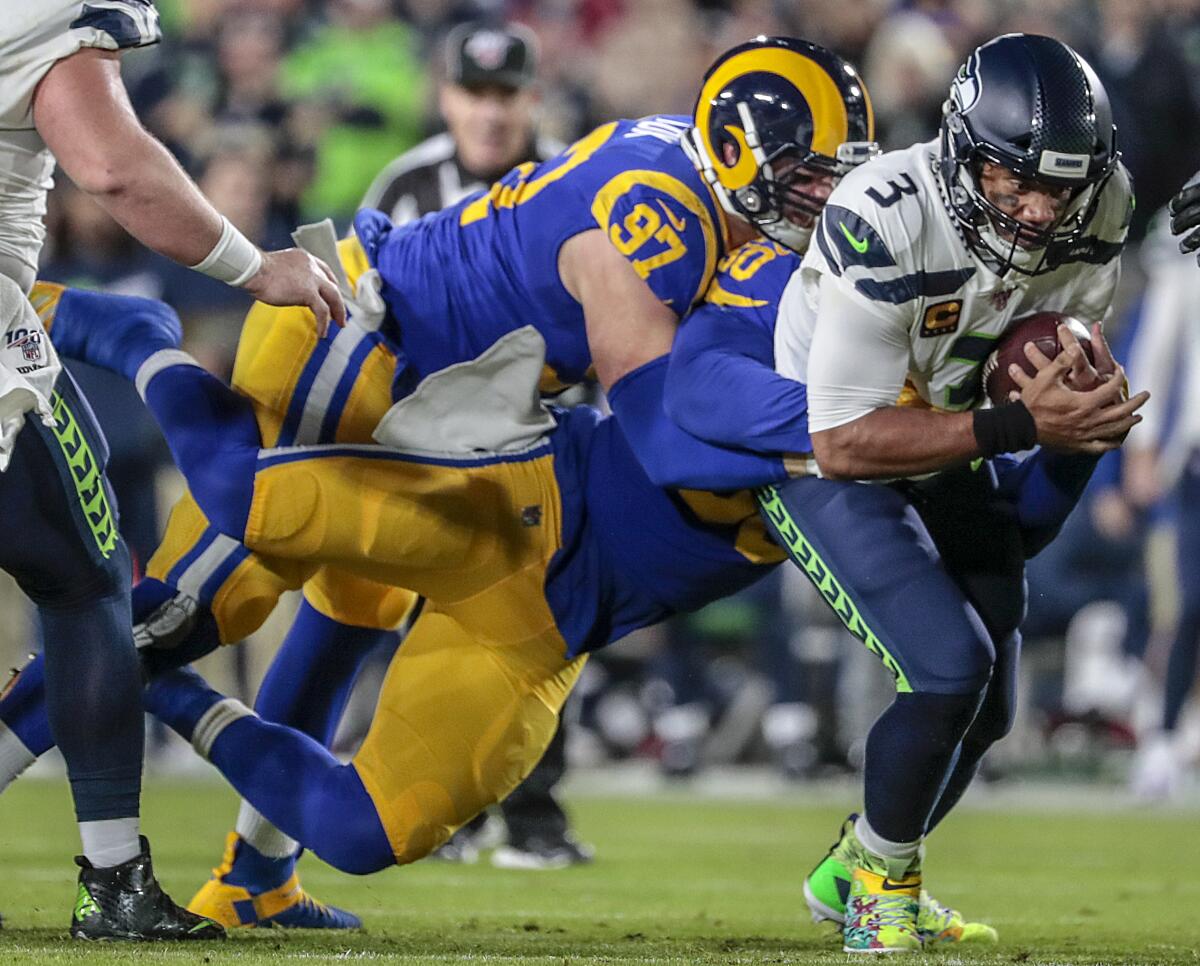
[920,299,962,338]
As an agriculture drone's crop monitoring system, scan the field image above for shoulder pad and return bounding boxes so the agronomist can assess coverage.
[811,149,975,306]
[704,240,796,322]
[69,0,162,50]
[592,169,720,311]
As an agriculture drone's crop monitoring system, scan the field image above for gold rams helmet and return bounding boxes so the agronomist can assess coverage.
[689,36,878,251]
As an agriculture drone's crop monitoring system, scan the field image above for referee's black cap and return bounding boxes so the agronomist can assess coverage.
[445,22,539,91]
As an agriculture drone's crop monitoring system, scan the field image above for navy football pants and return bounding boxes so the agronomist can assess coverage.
[759,465,1025,840]
[0,373,142,822]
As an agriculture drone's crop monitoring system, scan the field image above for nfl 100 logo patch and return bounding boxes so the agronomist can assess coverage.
[5,328,45,367]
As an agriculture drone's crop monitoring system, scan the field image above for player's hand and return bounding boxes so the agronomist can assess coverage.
[1008,340,1149,453]
[244,249,347,337]
[1056,323,1104,392]
[1169,168,1200,260]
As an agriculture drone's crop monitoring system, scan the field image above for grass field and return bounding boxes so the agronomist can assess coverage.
[0,777,1196,964]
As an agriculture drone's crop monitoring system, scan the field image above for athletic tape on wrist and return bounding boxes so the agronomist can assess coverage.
[190,216,263,287]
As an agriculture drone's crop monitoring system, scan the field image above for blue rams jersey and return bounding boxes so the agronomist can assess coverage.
[546,406,777,656]
[368,115,731,393]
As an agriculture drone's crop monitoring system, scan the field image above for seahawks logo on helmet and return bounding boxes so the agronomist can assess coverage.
[950,52,982,114]
[686,36,878,253]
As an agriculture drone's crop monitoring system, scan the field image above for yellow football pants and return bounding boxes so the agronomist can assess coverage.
[146,247,417,640]
[353,606,585,863]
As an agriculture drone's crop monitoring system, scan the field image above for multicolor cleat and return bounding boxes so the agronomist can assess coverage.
[915,889,998,946]
[188,833,361,930]
[843,864,921,953]
[804,814,997,947]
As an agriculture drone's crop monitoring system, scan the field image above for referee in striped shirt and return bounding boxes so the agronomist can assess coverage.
[361,21,561,225]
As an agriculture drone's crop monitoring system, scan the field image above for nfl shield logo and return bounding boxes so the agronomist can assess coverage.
[990,287,1015,311]
[16,333,43,364]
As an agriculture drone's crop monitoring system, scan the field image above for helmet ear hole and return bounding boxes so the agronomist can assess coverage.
[720,138,741,168]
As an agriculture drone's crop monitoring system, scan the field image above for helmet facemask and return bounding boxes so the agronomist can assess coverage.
[700,101,879,253]
[940,124,1114,277]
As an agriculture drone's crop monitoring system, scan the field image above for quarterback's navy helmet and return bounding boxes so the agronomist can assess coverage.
[938,33,1119,275]
[689,36,878,252]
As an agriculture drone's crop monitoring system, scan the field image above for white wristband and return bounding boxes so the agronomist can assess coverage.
[190,216,263,287]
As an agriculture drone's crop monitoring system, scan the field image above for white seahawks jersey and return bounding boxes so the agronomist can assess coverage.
[0,1,160,291]
[775,140,1133,433]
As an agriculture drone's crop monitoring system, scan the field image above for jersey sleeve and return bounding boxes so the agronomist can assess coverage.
[0,1,162,129]
[666,241,812,454]
[590,170,720,313]
[776,175,921,432]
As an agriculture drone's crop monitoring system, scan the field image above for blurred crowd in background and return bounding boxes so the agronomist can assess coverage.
[5,0,1200,806]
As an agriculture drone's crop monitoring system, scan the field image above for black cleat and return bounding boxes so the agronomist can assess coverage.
[70,836,225,941]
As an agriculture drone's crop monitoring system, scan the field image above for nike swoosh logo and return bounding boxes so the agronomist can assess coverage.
[838,221,869,253]
[880,878,919,892]
[658,200,688,233]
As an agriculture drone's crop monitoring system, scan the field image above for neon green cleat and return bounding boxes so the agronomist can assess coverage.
[804,813,998,946]
[916,889,998,946]
[842,864,921,953]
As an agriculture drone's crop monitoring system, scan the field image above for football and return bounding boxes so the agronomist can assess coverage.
[982,311,1097,405]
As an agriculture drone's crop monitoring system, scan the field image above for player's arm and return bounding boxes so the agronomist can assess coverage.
[41,286,181,365]
[665,301,810,454]
[605,353,788,490]
[558,228,677,389]
[32,49,344,332]
[805,279,1144,480]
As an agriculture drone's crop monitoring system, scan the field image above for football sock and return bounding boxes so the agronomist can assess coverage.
[135,351,259,539]
[227,602,396,885]
[862,690,982,843]
[854,814,920,879]
[142,666,246,750]
[0,582,239,787]
[253,600,397,745]
[146,668,393,874]
[223,824,295,890]
[1163,608,1200,731]
[235,802,298,861]
[79,817,141,868]
[52,288,182,383]
[926,667,1017,832]
[39,541,143,827]
[0,719,37,792]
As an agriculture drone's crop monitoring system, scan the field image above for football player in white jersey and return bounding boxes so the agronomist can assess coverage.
[0,0,344,939]
[757,34,1146,952]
